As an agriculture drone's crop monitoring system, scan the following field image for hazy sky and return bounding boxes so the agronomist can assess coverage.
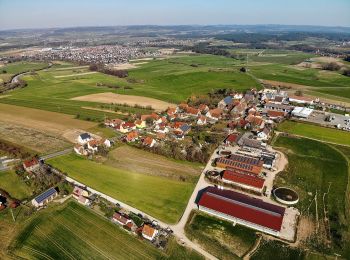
[0,0,349,30]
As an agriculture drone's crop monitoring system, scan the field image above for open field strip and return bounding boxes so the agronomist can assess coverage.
[277,121,350,146]
[48,153,198,224]
[54,71,97,78]
[54,65,89,71]
[0,171,32,200]
[72,92,173,111]
[8,201,203,259]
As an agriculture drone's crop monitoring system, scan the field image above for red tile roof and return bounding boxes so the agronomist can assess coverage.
[198,187,285,231]
[142,224,157,237]
[222,170,265,189]
[267,110,285,118]
[23,158,39,168]
[225,133,240,144]
[113,212,129,225]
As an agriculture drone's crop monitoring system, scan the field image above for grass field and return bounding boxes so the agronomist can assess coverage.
[273,136,349,255]
[0,171,32,200]
[8,201,203,259]
[185,211,257,259]
[48,153,198,224]
[277,121,350,146]
[0,61,49,83]
[106,145,202,182]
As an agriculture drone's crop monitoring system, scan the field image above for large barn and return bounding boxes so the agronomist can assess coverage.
[197,187,285,236]
[216,154,263,175]
[222,170,265,193]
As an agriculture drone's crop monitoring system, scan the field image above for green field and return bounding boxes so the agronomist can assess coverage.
[277,121,350,146]
[0,170,32,200]
[273,136,349,255]
[48,153,197,224]
[0,61,49,83]
[185,211,257,259]
[8,201,203,259]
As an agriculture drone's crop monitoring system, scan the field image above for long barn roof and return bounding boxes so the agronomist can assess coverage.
[198,187,285,231]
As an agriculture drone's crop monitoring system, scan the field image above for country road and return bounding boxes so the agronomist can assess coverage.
[40,148,73,160]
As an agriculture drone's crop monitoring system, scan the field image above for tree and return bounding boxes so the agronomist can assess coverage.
[322,62,341,71]
[240,67,247,72]
[295,90,303,96]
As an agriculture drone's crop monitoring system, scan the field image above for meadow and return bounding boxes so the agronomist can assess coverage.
[8,201,203,259]
[0,61,49,83]
[185,211,257,259]
[251,240,306,260]
[48,153,199,224]
[273,136,349,255]
[0,171,32,200]
[277,121,350,146]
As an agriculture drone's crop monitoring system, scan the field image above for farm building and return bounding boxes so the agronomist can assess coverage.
[216,154,263,175]
[112,212,131,226]
[31,187,58,208]
[197,187,285,236]
[288,95,315,105]
[23,158,40,172]
[263,103,293,113]
[222,170,265,193]
[142,224,158,241]
[291,107,314,118]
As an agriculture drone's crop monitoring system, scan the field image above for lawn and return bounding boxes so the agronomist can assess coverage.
[273,136,349,255]
[0,171,32,200]
[8,201,203,259]
[277,121,350,146]
[185,211,257,259]
[47,153,197,224]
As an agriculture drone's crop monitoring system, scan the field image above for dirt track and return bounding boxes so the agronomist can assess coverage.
[71,92,173,111]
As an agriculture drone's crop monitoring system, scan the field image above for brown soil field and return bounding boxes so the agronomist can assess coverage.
[106,145,202,182]
[71,92,173,111]
[0,122,70,153]
[260,79,312,90]
[62,129,101,143]
[0,103,96,134]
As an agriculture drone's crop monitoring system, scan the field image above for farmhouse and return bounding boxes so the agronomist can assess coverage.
[126,131,139,142]
[185,107,201,117]
[74,144,88,156]
[206,108,223,121]
[87,139,99,153]
[23,158,40,172]
[78,133,92,144]
[222,170,265,193]
[288,95,315,105]
[142,224,158,241]
[267,110,286,120]
[31,187,58,208]
[197,187,285,236]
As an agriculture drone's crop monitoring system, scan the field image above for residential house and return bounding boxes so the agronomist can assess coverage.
[245,115,265,131]
[178,103,189,111]
[120,122,136,133]
[126,131,139,142]
[78,133,92,144]
[113,212,131,226]
[74,144,88,156]
[206,108,223,121]
[87,139,99,153]
[197,115,207,125]
[23,158,40,172]
[178,124,191,135]
[73,186,89,200]
[166,107,177,116]
[154,123,169,133]
[257,127,272,141]
[198,104,209,114]
[105,118,124,128]
[218,96,233,110]
[143,137,157,148]
[267,110,286,121]
[230,101,247,119]
[142,225,158,241]
[135,119,146,129]
[224,133,241,146]
[31,187,58,208]
[185,107,201,117]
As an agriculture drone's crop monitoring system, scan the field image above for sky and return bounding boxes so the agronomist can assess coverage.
[0,0,349,30]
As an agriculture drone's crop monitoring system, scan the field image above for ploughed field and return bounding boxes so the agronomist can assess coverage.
[277,121,350,146]
[8,201,203,259]
[48,150,201,224]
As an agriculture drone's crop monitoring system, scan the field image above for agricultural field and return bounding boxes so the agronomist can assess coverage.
[185,211,257,259]
[0,61,49,83]
[47,152,200,224]
[251,240,306,260]
[0,103,97,153]
[105,145,202,182]
[0,171,32,200]
[7,201,203,259]
[273,136,349,256]
[277,121,350,146]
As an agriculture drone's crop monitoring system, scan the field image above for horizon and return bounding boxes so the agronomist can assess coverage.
[1,0,349,30]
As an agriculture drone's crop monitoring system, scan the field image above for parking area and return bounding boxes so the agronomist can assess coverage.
[298,110,350,131]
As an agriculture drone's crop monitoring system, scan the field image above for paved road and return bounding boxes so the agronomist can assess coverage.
[40,148,73,161]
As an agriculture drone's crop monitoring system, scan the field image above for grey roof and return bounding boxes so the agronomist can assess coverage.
[80,133,91,140]
[223,96,233,105]
[34,187,57,204]
[180,124,191,132]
